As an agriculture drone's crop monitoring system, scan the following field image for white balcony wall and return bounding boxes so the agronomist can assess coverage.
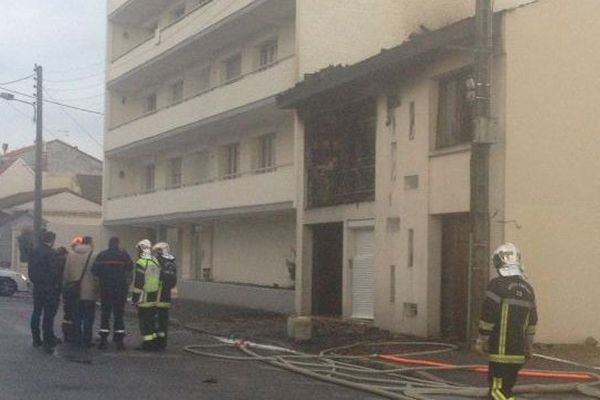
[106,55,296,151]
[104,164,294,222]
[109,0,257,82]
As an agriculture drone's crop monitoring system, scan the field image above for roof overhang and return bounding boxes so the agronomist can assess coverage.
[277,15,501,110]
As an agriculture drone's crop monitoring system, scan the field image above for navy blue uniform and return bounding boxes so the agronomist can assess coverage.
[28,243,62,347]
[92,246,133,342]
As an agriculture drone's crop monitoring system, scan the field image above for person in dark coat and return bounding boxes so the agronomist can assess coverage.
[92,236,133,351]
[29,230,62,354]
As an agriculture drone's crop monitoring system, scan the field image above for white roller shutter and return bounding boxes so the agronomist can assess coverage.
[351,229,375,319]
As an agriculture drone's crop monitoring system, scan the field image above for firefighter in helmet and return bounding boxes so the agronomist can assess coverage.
[476,243,538,400]
[152,242,177,350]
[131,239,161,351]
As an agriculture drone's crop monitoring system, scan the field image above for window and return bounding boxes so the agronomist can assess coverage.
[197,66,211,92]
[223,54,242,82]
[436,69,474,148]
[256,134,275,172]
[408,229,414,267]
[144,164,155,192]
[409,101,416,140]
[258,40,278,68]
[171,80,184,103]
[167,157,182,188]
[170,4,186,22]
[225,143,239,178]
[143,92,157,113]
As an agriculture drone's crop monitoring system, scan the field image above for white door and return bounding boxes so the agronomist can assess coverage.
[351,228,375,319]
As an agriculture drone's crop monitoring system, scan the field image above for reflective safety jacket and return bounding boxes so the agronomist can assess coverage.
[132,257,161,307]
[478,275,537,364]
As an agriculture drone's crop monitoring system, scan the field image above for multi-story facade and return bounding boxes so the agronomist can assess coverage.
[104,0,468,311]
[279,0,600,344]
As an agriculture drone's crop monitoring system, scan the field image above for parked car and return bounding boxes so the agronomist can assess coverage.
[0,269,30,296]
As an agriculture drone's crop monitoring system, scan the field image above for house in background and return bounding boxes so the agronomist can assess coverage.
[0,139,103,199]
[278,0,600,344]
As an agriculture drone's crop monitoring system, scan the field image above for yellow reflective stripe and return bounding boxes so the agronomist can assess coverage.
[479,320,495,331]
[489,354,526,363]
[156,302,171,308]
[137,303,155,308]
[492,377,510,400]
[143,334,155,341]
[499,303,509,355]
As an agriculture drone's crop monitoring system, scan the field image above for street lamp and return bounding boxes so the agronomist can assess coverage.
[0,66,44,246]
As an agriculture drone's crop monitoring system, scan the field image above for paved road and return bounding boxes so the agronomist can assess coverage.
[0,295,381,400]
[1,295,595,400]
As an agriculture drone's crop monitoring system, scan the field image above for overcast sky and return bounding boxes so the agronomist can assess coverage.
[0,0,106,159]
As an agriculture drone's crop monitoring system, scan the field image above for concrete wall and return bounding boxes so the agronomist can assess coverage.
[0,159,33,198]
[211,214,296,287]
[503,0,600,343]
[178,279,294,314]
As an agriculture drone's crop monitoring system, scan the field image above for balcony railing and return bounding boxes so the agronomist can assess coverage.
[307,160,375,208]
[108,163,293,200]
[104,163,295,222]
[106,54,296,152]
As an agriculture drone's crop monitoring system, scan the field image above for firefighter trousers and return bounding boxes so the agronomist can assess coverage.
[137,306,170,348]
[488,362,522,400]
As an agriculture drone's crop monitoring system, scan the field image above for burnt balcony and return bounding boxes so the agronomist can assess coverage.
[307,159,375,208]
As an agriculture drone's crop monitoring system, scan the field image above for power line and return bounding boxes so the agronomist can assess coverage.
[44,82,105,92]
[45,71,106,83]
[43,89,103,149]
[2,101,58,140]
[0,74,34,85]
[0,86,104,116]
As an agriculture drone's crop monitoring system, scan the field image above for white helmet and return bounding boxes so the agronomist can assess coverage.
[153,242,171,257]
[136,239,152,258]
[492,242,523,277]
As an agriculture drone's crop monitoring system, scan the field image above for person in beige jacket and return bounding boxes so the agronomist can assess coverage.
[63,236,98,348]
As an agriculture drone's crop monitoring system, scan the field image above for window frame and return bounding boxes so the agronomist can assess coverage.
[258,39,278,69]
[143,92,157,114]
[223,53,242,82]
[435,68,474,149]
[167,157,183,189]
[144,164,156,193]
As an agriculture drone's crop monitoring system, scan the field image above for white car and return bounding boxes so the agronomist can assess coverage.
[0,269,30,296]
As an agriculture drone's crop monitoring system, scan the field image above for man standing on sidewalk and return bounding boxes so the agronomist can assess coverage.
[476,243,538,400]
[63,236,97,348]
[29,230,62,354]
[92,237,133,351]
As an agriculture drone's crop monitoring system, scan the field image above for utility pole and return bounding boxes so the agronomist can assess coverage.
[469,0,493,343]
[33,64,43,246]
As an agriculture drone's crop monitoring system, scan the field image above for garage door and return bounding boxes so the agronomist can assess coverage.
[351,228,375,319]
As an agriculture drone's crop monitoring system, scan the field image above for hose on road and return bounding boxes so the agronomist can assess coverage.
[184,338,600,399]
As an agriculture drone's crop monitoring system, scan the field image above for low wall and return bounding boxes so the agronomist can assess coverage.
[178,280,295,314]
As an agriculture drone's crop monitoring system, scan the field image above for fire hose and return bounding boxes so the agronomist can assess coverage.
[184,338,600,399]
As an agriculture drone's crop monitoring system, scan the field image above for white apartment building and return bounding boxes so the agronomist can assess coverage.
[104,0,474,311]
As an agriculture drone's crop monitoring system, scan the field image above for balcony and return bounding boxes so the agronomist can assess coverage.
[307,160,375,208]
[104,164,295,223]
[106,55,296,152]
[108,0,293,83]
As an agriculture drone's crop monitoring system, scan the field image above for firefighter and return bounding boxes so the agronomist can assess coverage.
[152,242,177,350]
[476,243,537,400]
[131,239,161,351]
[92,237,133,351]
